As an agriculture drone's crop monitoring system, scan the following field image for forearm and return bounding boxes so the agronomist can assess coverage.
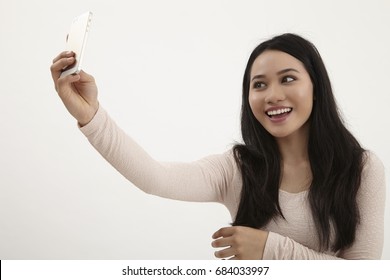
[263,232,343,260]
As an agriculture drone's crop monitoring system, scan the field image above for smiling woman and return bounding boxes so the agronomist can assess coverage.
[249,51,314,139]
[232,33,385,258]
[50,33,385,259]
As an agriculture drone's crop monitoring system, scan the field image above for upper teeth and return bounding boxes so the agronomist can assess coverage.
[267,108,292,116]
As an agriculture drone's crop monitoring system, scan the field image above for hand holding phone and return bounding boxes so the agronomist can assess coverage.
[50,11,98,126]
[60,11,93,78]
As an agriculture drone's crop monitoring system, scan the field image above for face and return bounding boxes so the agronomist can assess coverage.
[248,50,314,139]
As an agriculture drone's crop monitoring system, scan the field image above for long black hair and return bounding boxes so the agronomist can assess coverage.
[233,33,365,251]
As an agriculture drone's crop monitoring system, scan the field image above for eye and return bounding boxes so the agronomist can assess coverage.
[281,76,296,83]
[253,81,266,89]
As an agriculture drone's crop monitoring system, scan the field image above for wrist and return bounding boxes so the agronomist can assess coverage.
[78,103,99,127]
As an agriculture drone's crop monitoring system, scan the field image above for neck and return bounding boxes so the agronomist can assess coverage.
[276,123,310,165]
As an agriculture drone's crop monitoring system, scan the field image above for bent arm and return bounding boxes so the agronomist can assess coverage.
[79,106,235,203]
[263,232,343,259]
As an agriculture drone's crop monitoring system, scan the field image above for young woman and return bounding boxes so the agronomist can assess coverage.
[50,33,385,259]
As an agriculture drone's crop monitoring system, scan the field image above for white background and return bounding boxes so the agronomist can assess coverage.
[0,0,389,259]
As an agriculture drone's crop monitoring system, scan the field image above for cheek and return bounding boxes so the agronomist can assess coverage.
[292,85,314,115]
[303,89,314,115]
[248,92,264,118]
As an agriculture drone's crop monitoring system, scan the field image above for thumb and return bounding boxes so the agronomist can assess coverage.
[57,72,80,91]
[78,70,95,83]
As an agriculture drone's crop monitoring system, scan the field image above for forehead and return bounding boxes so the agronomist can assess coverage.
[251,50,307,76]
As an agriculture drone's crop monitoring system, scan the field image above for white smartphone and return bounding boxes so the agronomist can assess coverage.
[60,11,93,78]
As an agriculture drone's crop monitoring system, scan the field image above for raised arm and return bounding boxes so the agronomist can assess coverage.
[79,106,235,203]
[50,52,236,204]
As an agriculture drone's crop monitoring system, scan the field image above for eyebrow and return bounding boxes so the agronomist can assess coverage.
[251,68,300,82]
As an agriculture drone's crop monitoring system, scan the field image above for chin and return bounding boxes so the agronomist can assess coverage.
[264,122,310,139]
[260,124,287,138]
[268,131,292,138]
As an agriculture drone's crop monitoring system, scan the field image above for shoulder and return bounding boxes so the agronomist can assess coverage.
[198,148,239,175]
[362,150,385,181]
[200,148,242,192]
[359,150,386,202]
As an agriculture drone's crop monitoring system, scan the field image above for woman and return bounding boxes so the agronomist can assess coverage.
[50,33,385,259]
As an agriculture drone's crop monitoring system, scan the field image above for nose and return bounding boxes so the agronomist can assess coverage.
[264,85,286,104]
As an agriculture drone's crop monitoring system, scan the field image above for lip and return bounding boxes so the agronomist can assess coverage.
[265,106,293,123]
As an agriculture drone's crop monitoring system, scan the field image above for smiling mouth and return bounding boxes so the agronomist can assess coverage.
[266,108,293,118]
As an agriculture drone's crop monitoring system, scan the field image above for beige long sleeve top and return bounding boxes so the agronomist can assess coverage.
[80,106,386,259]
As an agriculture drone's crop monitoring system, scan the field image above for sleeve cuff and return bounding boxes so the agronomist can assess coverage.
[78,105,107,137]
[262,231,280,260]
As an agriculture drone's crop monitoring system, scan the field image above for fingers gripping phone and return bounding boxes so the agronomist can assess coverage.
[60,11,93,78]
